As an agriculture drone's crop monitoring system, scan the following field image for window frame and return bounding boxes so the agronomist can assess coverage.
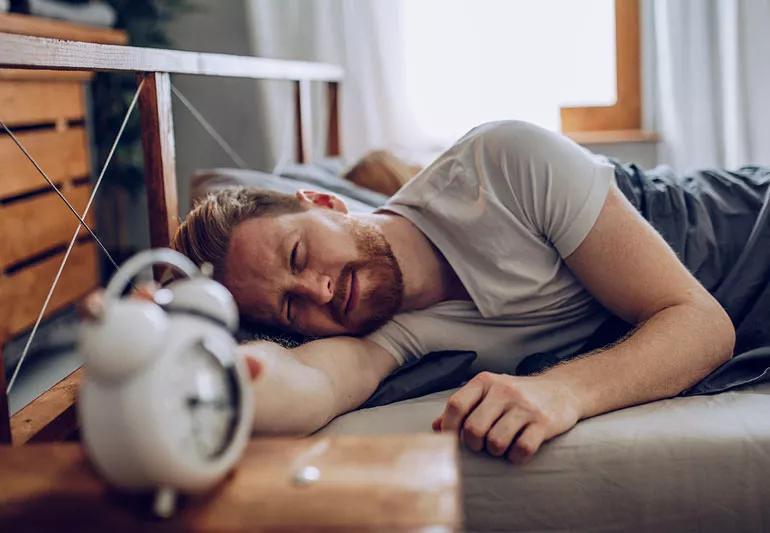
[560,0,656,144]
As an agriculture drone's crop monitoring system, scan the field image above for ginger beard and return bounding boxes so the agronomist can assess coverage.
[331,217,404,335]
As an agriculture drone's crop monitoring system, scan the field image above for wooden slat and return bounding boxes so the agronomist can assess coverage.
[0,184,94,269]
[0,241,98,338]
[0,69,93,81]
[326,81,341,157]
[0,13,127,45]
[10,368,82,445]
[0,80,84,127]
[0,127,89,199]
[294,79,312,163]
[138,72,178,250]
[0,32,344,81]
[0,435,461,530]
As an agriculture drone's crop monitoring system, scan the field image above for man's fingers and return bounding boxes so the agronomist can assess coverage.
[432,416,443,432]
[507,423,545,464]
[461,396,506,452]
[78,290,106,320]
[484,408,531,457]
[440,382,485,432]
[132,282,158,301]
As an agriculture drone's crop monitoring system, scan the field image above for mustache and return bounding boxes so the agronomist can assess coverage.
[331,263,353,324]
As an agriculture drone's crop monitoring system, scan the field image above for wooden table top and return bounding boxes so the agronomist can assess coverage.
[0,434,461,532]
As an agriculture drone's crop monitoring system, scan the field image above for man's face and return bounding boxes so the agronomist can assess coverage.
[224,193,403,337]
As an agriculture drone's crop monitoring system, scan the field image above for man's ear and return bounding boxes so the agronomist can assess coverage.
[295,190,349,214]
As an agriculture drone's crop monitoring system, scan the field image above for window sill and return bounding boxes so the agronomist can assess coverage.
[565,129,659,145]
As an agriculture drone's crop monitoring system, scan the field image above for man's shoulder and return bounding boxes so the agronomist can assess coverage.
[383,121,541,205]
[455,120,554,151]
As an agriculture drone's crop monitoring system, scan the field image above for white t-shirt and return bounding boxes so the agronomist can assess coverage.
[366,121,616,373]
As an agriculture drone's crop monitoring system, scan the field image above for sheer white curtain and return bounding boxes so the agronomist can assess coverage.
[650,0,770,171]
[245,0,419,170]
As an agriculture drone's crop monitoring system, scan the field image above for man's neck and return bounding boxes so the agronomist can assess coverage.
[363,211,470,311]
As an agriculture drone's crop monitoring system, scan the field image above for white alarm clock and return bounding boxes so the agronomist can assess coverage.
[78,248,254,518]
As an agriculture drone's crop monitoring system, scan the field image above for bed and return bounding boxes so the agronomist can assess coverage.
[195,160,770,532]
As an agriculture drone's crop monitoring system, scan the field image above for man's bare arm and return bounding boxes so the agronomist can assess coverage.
[435,183,734,462]
[238,336,398,435]
[549,183,734,415]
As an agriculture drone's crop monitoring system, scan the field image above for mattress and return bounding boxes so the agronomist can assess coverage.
[319,382,770,532]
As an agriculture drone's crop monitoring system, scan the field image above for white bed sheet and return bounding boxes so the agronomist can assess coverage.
[319,383,770,532]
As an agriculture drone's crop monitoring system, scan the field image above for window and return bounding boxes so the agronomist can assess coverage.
[400,0,643,148]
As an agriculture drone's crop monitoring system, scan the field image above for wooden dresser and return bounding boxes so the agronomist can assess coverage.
[0,13,127,443]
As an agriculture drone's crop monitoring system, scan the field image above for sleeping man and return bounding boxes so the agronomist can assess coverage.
[171,121,736,462]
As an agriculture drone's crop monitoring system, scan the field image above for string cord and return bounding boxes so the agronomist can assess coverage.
[170,83,248,170]
[4,79,145,395]
[0,122,119,271]
[6,79,251,395]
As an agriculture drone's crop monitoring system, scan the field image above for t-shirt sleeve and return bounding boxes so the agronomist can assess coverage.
[477,121,615,258]
[365,315,427,367]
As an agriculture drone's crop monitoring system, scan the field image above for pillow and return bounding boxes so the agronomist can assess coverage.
[276,158,389,207]
[191,168,376,213]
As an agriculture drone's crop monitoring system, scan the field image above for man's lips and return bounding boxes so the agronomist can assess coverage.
[344,269,358,315]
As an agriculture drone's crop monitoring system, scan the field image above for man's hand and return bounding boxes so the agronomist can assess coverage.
[432,371,581,463]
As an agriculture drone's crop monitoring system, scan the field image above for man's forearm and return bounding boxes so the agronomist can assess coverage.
[544,299,735,420]
[239,341,337,436]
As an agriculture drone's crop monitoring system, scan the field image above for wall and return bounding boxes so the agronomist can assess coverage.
[165,0,274,215]
[583,141,659,169]
[123,1,659,249]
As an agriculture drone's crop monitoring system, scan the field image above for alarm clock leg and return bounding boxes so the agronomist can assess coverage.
[153,486,177,519]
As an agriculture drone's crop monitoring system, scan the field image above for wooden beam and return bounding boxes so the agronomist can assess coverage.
[294,79,312,164]
[138,72,178,249]
[326,81,341,157]
[10,368,82,445]
[0,32,344,82]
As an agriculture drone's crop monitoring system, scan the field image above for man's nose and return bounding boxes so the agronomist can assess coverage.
[294,271,334,305]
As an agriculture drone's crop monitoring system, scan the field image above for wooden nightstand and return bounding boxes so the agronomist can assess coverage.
[0,434,462,531]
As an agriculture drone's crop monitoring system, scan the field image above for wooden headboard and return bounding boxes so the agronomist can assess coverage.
[0,27,344,444]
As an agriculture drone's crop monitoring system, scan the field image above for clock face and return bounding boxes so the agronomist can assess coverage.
[167,338,240,461]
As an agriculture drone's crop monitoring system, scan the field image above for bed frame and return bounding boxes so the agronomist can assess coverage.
[0,29,344,445]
